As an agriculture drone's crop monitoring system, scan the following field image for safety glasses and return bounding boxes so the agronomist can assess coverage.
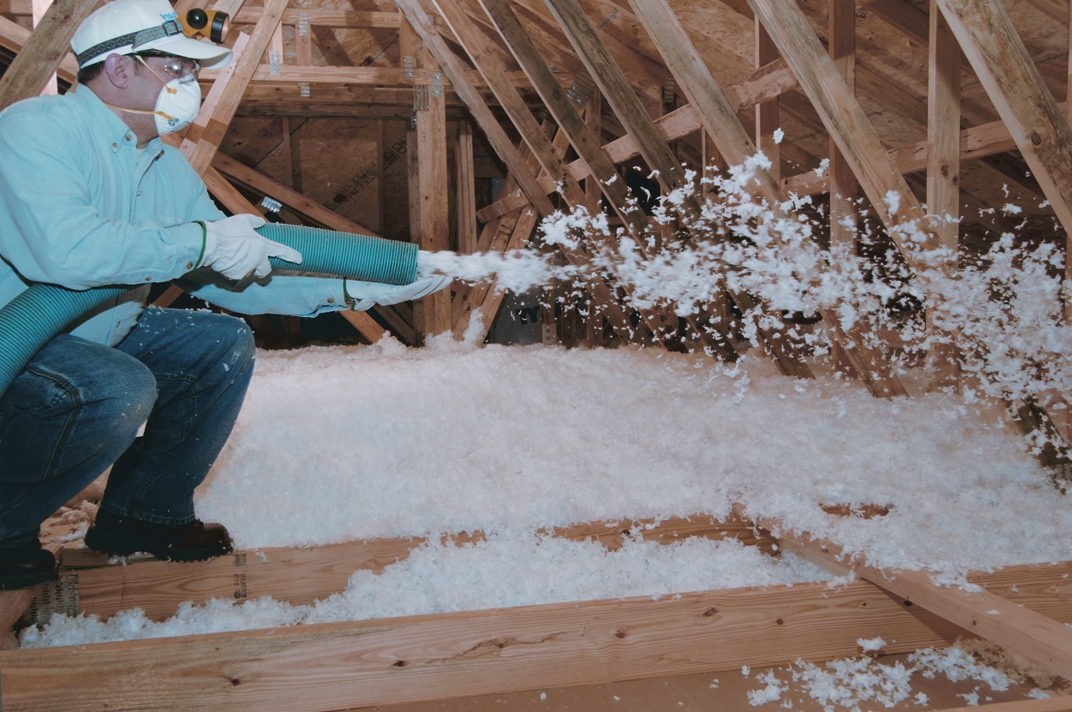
[135,52,201,81]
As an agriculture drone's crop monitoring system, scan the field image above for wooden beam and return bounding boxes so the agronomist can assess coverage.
[53,513,773,623]
[0,0,91,111]
[936,699,1072,712]
[744,508,1072,680]
[533,0,759,359]
[426,0,637,342]
[396,0,554,220]
[473,59,798,220]
[456,120,478,255]
[926,0,962,389]
[430,0,586,208]
[413,44,452,338]
[211,153,382,237]
[755,20,780,182]
[624,0,919,396]
[181,0,288,176]
[783,104,1050,197]
[477,0,702,350]
[747,0,944,265]
[469,206,540,342]
[828,0,857,250]
[452,214,508,337]
[4,557,1071,712]
[544,0,695,207]
[932,0,1072,320]
[199,64,559,90]
[233,8,400,29]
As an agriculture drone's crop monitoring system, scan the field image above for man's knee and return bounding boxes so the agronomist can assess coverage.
[0,339,156,484]
[201,314,256,380]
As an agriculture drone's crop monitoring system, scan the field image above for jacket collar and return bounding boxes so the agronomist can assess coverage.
[73,85,142,153]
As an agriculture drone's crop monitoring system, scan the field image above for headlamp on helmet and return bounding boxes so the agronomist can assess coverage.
[182,9,229,45]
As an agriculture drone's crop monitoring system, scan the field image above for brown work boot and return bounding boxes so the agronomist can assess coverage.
[84,510,233,562]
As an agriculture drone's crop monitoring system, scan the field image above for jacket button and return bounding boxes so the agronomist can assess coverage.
[186,261,194,269]
[145,277,152,281]
[112,143,118,148]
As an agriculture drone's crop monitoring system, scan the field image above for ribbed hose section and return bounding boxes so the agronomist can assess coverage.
[0,225,420,402]
[258,224,418,286]
[0,283,130,401]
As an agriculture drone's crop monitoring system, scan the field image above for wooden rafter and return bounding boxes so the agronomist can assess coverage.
[932,0,1072,321]
[0,0,94,111]
[417,0,639,343]
[0,15,78,87]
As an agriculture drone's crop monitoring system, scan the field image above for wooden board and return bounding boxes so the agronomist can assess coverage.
[0,0,93,110]
[741,504,1072,680]
[49,513,775,624]
[3,559,1071,712]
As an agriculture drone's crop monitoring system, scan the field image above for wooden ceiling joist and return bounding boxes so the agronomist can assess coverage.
[742,504,1072,680]
[2,517,1071,711]
[0,0,93,112]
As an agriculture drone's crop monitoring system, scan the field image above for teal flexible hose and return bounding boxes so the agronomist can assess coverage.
[0,283,130,403]
[0,225,418,401]
[259,224,418,285]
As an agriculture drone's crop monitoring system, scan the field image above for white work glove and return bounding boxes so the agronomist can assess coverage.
[344,275,452,310]
[199,214,303,280]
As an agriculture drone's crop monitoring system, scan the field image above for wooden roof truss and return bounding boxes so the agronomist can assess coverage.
[1,0,1072,706]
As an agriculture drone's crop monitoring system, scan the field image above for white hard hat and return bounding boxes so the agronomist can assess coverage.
[71,0,232,70]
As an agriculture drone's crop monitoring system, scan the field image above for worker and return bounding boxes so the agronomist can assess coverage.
[0,0,449,590]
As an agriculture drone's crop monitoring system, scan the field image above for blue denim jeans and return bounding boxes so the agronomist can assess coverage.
[0,308,255,548]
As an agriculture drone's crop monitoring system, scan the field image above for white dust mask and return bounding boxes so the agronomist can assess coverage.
[151,74,201,134]
[106,56,202,135]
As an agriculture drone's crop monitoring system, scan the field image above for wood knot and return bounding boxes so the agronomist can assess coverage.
[394,660,407,668]
[615,630,626,639]
[776,618,784,625]
[1031,132,1042,146]
[702,607,718,617]
[231,678,241,686]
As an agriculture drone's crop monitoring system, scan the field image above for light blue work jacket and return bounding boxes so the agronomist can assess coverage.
[0,85,348,347]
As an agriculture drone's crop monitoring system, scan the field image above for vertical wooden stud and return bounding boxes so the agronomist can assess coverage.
[926,0,962,389]
[267,22,284,72]
[414,45,452,339]
[827,0,859,377]
[401,16,422,248]
[585,94,605,348]
[377,119,385,236]
[295,13,312,67]
[457,120,478,254]
[828,0,857,250]
[755,20,780,182]
[281,117,294,190]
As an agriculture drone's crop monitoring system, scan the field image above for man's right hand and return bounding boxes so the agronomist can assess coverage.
[199,215,303,280]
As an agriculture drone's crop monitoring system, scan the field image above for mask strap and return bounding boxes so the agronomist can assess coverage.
[102,102,177,123]
[135,55,179,95]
